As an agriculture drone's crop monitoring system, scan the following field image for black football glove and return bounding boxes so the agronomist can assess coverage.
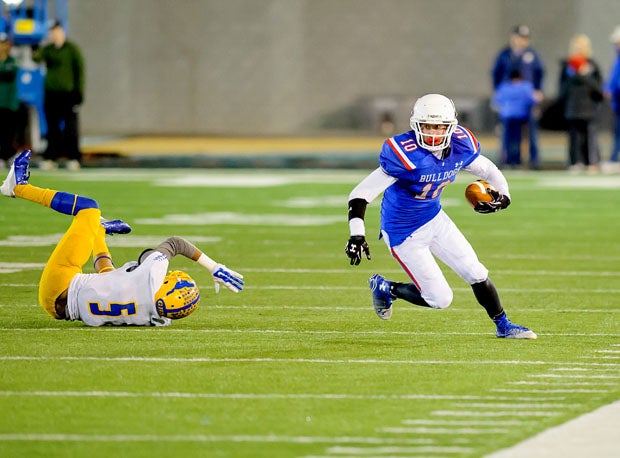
[345,235,371,265]
[474,189,511,214]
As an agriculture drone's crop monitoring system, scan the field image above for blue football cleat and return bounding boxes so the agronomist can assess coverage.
[369,274,395,320]
[495,316,537,339]
[1,150,31,197]
[100,217,132,235]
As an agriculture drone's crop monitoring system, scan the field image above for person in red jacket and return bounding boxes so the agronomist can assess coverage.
[558,34,604,172]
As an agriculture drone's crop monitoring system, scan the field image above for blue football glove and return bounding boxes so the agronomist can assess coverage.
[211,264,244,293]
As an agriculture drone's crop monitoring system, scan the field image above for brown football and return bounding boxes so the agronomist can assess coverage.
[465,180,496,208]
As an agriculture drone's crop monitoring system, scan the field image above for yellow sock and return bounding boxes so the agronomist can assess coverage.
[14,184,56,208]
[94,252,115,273]
[92,225,110,255]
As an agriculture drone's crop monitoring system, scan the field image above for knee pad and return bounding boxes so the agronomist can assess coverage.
[463,262,489,285]
[51,192,99,215]
[424,289,453,309]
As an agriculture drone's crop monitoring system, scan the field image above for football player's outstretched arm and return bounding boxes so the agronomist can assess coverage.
[465,156,511,213]
[141,236,244,293]
[345,167,396,265]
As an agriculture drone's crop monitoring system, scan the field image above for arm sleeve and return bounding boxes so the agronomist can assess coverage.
[491,50,507,89]
[32,46,44,63]
[349,167,397,203]
[71,42,85,94]
[464,155,510,197]
[347,167,396,236]
[533,52,545,91]
[141,236,199,262]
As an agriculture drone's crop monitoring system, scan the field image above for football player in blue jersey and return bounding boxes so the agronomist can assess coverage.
[345,94,536,339]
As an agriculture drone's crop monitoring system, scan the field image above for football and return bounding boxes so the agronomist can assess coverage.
[465,180,496,208]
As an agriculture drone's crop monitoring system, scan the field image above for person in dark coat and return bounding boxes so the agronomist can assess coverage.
[558,34,604,172]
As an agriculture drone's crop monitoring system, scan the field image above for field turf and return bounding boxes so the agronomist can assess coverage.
[0,168,618,458]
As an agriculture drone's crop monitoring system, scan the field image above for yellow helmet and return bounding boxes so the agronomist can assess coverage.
[155,270,201,319]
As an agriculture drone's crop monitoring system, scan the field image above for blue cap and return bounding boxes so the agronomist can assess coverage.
[512,24,530,38]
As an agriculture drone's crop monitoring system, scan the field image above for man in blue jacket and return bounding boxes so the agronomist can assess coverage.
[492,25,545,168]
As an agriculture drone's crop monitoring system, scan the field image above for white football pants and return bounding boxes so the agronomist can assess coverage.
[383,210,489,309]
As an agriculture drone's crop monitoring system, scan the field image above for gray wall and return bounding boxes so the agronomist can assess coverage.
[67,0,620,136]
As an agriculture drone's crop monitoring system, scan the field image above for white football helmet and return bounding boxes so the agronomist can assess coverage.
[410,94,458,152]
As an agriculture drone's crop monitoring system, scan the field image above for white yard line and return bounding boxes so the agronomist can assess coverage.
[327,445,473,454]
[551,367,620,371]
[0,391,570,403]
[1,327,618,339]
[2,303,620,319]
[379,426,511,434]
[527,373,620,379]
[431,411,561,418]
[4,283,620,295]
[0,433,445,446]
[492,388,611,394]
[402,419,525,426]
[1,355,619,367]
[507,381,618,386]
[451,402,577,409]
[1,327,619,338]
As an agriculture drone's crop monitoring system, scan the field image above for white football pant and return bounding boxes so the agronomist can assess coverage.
[383,210,489,309]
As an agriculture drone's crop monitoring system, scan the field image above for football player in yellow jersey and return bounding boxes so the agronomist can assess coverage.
[1,150,244,326]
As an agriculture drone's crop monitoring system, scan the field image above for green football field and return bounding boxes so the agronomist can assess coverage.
[0,168,618,458]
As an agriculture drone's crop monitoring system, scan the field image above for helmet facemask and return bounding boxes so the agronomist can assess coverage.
[155,270,201,319]
[410,94,458,152]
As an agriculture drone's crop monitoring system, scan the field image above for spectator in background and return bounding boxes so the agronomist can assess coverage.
[492,25,545,169]
[558,34,604,173]
[492,69,540,168]
[34,21,84,171]
[0,32,19,169]
[602,26,620,174]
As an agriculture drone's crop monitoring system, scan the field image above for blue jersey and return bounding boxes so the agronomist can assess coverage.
[493,80,536,120]
[492,46,545,91]
[379,126,480,247]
